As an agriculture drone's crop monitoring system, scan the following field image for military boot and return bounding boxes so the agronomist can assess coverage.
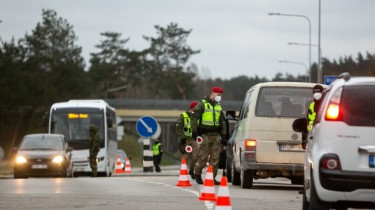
[195,175,203,185]
[189,170,195,179]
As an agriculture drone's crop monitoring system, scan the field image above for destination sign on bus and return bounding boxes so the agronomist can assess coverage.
[68,113,88,119]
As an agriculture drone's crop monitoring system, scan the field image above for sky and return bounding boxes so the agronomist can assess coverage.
[1,0,375,80]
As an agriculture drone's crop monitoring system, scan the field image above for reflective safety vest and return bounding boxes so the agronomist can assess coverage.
[307,102,316,132]
[201,99,222,126]
[182,112,192,137]
[153,142,162,156]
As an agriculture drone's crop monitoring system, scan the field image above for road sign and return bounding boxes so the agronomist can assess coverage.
[324,75,338,85]
[136,116,158,138]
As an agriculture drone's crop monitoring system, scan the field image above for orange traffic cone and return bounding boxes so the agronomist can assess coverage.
[215,176,232,210]
[124,157,132,174]
[176,158,192,187]
[114,155,124,174]
[199,165,217,201]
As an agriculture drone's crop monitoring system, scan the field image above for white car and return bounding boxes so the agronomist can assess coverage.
[293,73,375,210]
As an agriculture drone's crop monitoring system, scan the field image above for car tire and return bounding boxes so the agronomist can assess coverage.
[310,177,330,210]
[226,157,232,182]
[302,188,309,210]
[240,169,253,189]
[231,159,240,186]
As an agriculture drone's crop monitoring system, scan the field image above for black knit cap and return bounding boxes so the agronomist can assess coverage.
[313,84,323,93]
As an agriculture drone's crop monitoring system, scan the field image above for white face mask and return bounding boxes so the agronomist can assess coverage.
[214,95,221,102]
[313,92,322,100]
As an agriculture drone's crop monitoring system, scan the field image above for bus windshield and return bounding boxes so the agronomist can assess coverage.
[50,108,104,149]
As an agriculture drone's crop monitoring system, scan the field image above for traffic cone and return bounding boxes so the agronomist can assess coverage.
[114,155,124,174]
[176,158,192,187]
[215,176,232,210]
[199,165,217,201]
[124,157,132,174]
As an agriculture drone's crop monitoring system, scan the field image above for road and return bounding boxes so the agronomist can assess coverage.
[0,168,303,210]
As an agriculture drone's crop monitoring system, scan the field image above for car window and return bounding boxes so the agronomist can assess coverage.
[228,124,238,144]
[255,87,312,118]
[20,136,64,150]
[239,90,253,120]
[341,85,375,126]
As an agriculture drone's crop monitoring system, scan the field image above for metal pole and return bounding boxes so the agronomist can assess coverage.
[318,0,322,83]
[279,60,309,82]
[269,13,312,83]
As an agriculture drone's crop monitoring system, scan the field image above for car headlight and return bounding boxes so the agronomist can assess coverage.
[16,156,27,164]
[52,156,64,164]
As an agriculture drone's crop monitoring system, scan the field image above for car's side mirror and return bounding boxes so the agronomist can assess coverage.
[292,118,308,133]
[107,118,113,128]
[66,147,74,152]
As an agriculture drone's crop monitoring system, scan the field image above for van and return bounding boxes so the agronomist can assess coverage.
[229,82,318,188]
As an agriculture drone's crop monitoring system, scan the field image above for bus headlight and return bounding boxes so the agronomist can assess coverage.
[16,156,27,164]
[52,156,64,164]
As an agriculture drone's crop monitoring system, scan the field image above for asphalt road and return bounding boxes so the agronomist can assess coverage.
[0,168,303,210]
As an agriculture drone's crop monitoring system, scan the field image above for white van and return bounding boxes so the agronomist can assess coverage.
[230,82,318,188]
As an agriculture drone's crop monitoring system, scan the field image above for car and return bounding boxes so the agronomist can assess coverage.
[116,149,127,171]
[13,134,73,178]
[293,73,375,209]
[230,82,320,189]
[223,122,238,183]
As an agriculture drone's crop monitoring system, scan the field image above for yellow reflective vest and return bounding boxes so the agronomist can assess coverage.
[153,142,162,156]
[307,102,315,132]
[182,112,192,137]
[201,99,222,126]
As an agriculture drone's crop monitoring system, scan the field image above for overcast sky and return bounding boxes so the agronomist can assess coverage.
[1,0,374,80]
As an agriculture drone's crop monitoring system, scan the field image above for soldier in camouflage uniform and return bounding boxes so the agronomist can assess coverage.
[89,125,100,177]
[191,87,226,185]
[176,101,199,179]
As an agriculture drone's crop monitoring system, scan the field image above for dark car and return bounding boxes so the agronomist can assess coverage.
[14,134,73,178]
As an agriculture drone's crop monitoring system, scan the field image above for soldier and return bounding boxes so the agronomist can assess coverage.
[89,125,100,177]
[152,137,163,172]
[176,101,199,179]
[191,87,226,185]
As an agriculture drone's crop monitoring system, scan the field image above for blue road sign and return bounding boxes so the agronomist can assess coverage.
[136,116,158,138]
[324,75,338,85]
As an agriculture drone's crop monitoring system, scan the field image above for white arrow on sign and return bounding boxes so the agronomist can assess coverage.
[140,118,153,133]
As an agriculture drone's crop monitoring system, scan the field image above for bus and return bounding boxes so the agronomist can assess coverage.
[48,100,117,177]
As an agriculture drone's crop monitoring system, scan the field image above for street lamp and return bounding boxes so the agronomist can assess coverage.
[269,12,311,83]
[279,60,308,82]
[288,42,323,83]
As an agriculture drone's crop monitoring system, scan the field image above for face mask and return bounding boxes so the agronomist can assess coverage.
[214,95,221,102]
[313,92,322,100]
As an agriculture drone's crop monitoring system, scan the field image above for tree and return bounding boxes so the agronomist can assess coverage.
[143,22,200,100]
[89,32,145,98]
[23,9,89,106]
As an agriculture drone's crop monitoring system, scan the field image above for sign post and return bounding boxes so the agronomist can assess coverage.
[136,116,158,172]
[324,75,338,85]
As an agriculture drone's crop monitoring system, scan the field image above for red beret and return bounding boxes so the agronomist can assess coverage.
[212,86,224,94]
[190,101,198,109]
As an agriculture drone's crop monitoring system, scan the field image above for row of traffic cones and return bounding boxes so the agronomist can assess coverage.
[176,158,232,209]
[114,155,132,174]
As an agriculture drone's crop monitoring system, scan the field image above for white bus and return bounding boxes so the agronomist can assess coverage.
[48,100,117,176]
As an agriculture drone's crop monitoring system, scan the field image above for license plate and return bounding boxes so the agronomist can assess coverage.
[370,155,375,168]
[74,167,84,172]
[279,144,304,152]
[31,164,47,169]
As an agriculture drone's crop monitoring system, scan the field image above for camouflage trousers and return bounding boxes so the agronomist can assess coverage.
[184,138,199,172]
[194,134,221,178]
[89,153,98,177]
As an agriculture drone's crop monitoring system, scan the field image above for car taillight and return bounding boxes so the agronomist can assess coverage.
[245,139,256,151]
[320,154,341,170]
[325,87,343,121]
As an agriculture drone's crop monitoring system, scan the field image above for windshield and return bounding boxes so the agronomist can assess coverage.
[20,136,64,151]
[256,87,312,118]
[50,108,104,149]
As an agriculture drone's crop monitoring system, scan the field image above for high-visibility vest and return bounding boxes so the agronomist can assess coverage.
[307,102,316,132]
[182,112,192,137]
[153,142,162,156]
[201,99,222,126]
